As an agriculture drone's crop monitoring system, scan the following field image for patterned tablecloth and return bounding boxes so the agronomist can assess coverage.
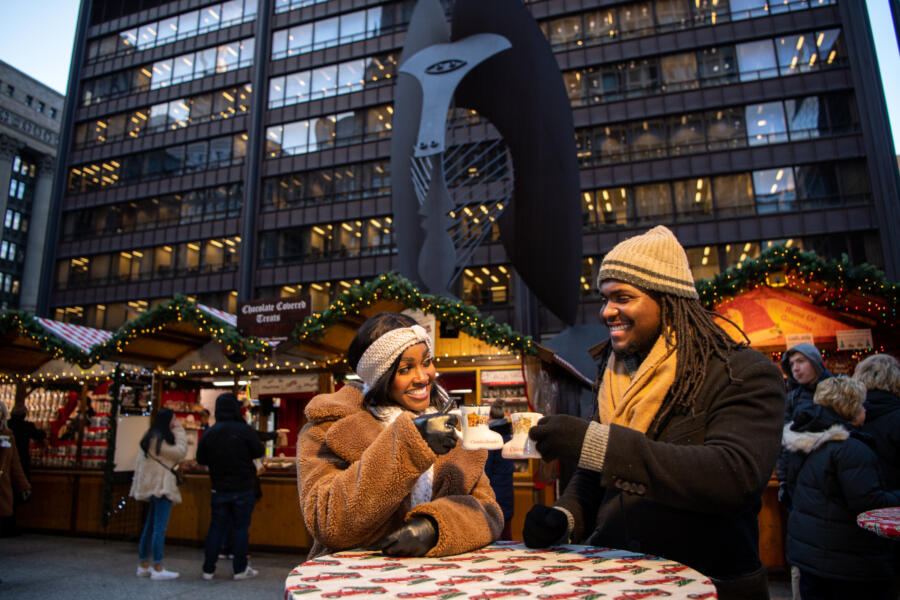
[857,507,900,539]
[285,541,718,599]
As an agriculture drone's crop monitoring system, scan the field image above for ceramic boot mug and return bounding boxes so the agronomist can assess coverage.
[455,405,504,450]
[501,412,543,459]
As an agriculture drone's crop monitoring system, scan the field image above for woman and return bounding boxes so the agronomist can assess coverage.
[855,353,900,488]
[0,402,31,536]
[130,408,187,580]
[782,376,900,600]
[297,312,503,559]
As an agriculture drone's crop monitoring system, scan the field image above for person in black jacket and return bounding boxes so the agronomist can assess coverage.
[197,393,265,581]
[484,400,514,540]
[523,226,784,600]
[855,353,900,489]
[782,375,900,600]
[780,343,832,423]
[8,406,46,481]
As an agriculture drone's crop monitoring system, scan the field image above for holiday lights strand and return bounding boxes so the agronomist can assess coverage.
[294,272,536,356]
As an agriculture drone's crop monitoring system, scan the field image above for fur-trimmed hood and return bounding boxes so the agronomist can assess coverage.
[782,422,849,455]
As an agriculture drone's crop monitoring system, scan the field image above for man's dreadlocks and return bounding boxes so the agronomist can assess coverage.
[649,293,747,435]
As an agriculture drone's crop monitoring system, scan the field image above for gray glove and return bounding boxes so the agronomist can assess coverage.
[374,516,438,556]
[413,413,459,455]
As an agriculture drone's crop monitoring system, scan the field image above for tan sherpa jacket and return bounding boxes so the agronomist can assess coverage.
[129,424,187,504]
[297,385,503,559]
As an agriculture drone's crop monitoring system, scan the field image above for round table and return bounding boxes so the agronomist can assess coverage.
[857,507,900,539]
[285,541,717,599]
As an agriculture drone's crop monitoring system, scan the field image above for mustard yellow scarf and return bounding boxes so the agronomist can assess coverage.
[596,335,677,433]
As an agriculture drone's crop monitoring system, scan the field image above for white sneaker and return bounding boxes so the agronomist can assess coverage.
[150,568,180,580]
[202,571,214,581]
[233,566,258,580]
[136,565,151,577]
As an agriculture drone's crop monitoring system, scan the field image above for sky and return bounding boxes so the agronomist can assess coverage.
[0,0,898,149]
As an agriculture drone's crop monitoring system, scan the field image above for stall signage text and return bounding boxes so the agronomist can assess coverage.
[237,295,311,339]
[836,329,873,350]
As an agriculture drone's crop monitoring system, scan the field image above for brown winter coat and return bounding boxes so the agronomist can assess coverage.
[297,385,503,559]
[0,427,30,517]
[129,424,187,504]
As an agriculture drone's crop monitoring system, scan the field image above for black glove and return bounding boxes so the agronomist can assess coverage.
[523,504,569,548]
[528,415,589,463]
[413,413,459,455]
[374,516,438,556]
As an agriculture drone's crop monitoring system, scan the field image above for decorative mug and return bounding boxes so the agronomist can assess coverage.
[455,405,504,450]
[501,412,543,459]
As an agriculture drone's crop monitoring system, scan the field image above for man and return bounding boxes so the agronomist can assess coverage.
[524,226,784,599]
[197,393,265,581]
[781,343,831,423]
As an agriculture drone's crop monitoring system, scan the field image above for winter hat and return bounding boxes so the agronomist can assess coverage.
[356,324,433,393]
[597,225,698,299]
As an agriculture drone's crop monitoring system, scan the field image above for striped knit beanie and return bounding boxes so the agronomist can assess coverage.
[597,225,698,299]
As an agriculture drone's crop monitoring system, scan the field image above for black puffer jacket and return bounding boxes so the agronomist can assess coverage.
[861,389,900,489]
[783,404,900,581]
[196,395,264,493]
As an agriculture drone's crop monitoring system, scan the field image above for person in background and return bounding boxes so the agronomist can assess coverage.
[523,226,784,599]
[8,406,47,482]
[782,376,900,600]
[854,353,900,489]
[197,393,265,581]
[484,399,514,540]
[129,408,187,580]
[781,343,832,423]
[57,397,95,441]
[778,342,833,599]
[297,312,502,559]
[0,402,31,538]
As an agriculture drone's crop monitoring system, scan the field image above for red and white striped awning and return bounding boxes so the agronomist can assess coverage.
[35,317,113,353]
[197,303,237,327]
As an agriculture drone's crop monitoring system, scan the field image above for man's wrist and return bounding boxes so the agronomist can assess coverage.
[553,506,575,544]
[578,422,609,472]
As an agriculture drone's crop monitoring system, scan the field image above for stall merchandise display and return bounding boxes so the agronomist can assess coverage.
[0,385,67,432]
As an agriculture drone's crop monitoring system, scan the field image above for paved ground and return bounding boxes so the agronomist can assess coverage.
[0,533,306,599]
[2,532,792,599]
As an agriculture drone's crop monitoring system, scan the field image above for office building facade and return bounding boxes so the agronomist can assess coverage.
[41,0,900,334]
[0,61,64,311]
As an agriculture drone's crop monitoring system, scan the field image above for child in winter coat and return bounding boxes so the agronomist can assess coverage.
[782,375,900,600]
[297,312,503,559]
[130,408,187,580]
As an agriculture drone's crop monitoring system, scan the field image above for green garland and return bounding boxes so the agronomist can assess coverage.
[696,245,898,325]
[0,311,96,368]
[89,294,270,364]
[294,273,536,355]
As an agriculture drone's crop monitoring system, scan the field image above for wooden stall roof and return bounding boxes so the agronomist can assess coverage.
[698,245,898,352]
[0,313,113,374]
[87,296,269,369]
[275,273,535,368]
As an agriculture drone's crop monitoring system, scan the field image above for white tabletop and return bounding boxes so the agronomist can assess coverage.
[285,541,717,599]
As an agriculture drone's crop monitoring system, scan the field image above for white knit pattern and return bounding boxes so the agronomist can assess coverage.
[369,404,434,508]
[356,325,433,391]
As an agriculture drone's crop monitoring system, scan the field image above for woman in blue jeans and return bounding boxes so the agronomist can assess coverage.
[129,408,187,580]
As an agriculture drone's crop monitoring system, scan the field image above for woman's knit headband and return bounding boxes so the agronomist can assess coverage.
[356,325,434,389]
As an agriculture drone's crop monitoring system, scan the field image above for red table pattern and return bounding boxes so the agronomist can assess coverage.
[857,507,900,539]
[285,541,717,599]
